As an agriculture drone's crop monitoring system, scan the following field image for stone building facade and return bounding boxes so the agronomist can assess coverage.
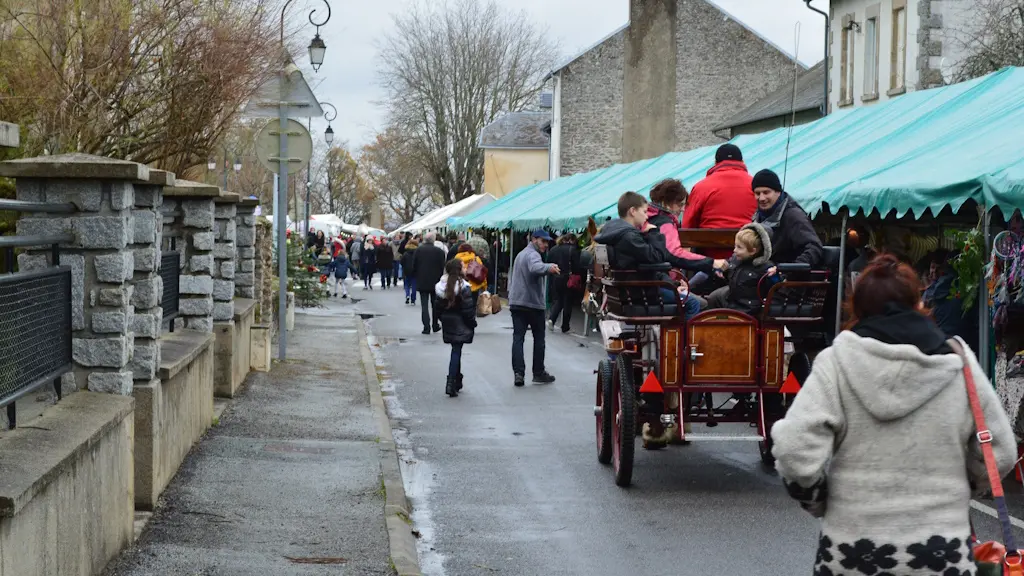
[550,0,799,177]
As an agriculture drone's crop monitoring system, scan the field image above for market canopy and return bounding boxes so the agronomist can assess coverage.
[456,66,1024,231]
[394,193,496,234]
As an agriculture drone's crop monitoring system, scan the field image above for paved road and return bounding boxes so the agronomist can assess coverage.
[355,282,1024,576]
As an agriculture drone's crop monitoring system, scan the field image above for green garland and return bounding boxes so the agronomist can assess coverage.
[950,225,984,313]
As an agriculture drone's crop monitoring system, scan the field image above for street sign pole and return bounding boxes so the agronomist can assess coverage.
[277,78,289,361]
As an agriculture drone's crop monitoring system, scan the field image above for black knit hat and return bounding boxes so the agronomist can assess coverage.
[715,143,743,163]
[751,169,783,192]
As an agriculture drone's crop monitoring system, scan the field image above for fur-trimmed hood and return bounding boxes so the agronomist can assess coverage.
[740,222,772,266]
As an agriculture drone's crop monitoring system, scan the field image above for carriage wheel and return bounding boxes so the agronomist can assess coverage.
[596,359,614,465]
[612,354,637,487]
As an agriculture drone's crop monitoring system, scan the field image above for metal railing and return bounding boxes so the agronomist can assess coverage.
[160,235,181,332]
[0,199,75,429]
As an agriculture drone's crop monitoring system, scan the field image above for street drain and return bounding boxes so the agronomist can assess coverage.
[377,337,407,344]
[358,313,383,319]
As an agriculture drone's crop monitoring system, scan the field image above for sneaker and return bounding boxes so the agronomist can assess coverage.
[532,372,556,384]
[547,319,555,332]
[405,297,410,305]
[421,327,430,335]
[432,324,441,333]
[342,294,348,299]
[514,373,525,387]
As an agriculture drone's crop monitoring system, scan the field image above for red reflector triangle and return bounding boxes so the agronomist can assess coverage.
[639,371,663,394]
[779,372,802,394]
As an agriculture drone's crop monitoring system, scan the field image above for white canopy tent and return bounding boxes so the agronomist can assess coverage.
[393,194,496,234]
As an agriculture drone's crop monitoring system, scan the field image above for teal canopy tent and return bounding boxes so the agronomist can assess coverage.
[457,67,1024,231]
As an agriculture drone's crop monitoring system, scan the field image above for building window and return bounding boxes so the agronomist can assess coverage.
[864,16,879,98]
[891,4,907,92]
[840,15,856,105]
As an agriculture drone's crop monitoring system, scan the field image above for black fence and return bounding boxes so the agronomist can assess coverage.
[160,249,180,332]
[0,199,76,429]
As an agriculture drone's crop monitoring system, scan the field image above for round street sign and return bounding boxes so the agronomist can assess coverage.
[255,118,313,175]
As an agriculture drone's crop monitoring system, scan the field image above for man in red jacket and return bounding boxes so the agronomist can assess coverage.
[682,143,757,260]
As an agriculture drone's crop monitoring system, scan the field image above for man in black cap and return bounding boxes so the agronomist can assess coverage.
[507,229,561,387]
[751,168,822,267]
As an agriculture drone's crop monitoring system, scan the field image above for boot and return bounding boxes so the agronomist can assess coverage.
[456,373,464,391]
[445,376,458,397]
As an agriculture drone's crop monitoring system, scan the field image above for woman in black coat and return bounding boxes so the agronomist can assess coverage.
[434,260,477,397]
[546,233,582,333]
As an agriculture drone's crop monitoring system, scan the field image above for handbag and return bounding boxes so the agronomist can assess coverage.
[465,259,488,284]
[491,293,502,314]
[950,339,1024,576]
[567,273,583,291]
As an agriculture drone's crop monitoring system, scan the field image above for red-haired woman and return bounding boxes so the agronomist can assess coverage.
[647,179,728,277]
[772,254,1015,576]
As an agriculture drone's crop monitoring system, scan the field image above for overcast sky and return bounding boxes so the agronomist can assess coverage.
[293,0,828,149]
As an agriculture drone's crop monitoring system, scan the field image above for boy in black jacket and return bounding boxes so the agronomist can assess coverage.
[594,192,701,319]
[706,223,778,315]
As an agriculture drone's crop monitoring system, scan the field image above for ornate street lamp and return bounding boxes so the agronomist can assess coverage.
[321,102,337,145]
[233,158,242,173]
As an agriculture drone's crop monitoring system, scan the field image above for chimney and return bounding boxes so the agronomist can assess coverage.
[621,0,678,162]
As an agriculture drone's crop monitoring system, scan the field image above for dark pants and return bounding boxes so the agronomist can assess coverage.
[381,266,391,288]
[419,290,437,330]
[548,279,574,331]
[448,342,463,379]
[511,307,546,377]
[363,266,376,288]
[404,277,417,301]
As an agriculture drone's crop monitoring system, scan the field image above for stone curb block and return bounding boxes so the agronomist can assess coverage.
[356,321,422,576]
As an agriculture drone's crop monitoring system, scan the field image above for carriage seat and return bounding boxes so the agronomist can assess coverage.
[595,245,681,322]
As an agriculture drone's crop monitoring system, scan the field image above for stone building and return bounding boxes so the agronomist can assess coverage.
[827,0,979,113]
[548,0,803,177]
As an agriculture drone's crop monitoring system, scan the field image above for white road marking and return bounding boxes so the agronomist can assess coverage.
[970,499,1024,530]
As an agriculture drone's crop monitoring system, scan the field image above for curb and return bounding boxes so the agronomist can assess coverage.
[357,321,423,576]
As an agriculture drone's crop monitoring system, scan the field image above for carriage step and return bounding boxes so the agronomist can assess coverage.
[682,434,765,442]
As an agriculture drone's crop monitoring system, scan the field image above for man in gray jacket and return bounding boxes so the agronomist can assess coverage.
[508,230,561,387]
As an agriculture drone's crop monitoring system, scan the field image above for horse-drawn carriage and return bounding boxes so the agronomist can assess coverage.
[593,228,846,487]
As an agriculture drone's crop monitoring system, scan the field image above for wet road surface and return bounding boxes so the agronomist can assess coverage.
[354,284,1024,576]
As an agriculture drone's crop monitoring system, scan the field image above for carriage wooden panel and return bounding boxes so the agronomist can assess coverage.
[660,326,684,386]
[686,310,758,385]
[677,228,740,250]
[762,327,783,387]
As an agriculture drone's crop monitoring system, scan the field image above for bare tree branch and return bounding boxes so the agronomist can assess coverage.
[376,0,554,204]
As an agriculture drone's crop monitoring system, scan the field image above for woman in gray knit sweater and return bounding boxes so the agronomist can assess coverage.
[772,254,1016,576]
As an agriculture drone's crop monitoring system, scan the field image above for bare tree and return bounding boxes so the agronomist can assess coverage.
[0,0,283,174]
[946,0,1024,82]
[360,127,439,224]
[377,0,554,204]
[309,146,373,224]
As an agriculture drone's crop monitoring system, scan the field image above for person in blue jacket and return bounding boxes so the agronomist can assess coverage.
[323,249,354,298]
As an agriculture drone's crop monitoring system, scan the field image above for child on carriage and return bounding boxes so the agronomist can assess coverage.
[703,222,779,316]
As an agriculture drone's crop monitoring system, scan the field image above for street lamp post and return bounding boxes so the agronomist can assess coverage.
[305,101,338,236]
[277,0,331,361]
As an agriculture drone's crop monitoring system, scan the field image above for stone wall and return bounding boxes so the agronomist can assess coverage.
[253,217,274,327]
[212,194,238,323]
[129,171,170,387]
[9,156,150,396]
[674,0,796,152]
[622,0,678,162]
[559,29,625,177]
[234,200,257,299]
[162,181,219,334]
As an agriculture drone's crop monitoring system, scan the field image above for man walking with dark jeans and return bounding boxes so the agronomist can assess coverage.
[413,232,447,334]
[508,230,561,387]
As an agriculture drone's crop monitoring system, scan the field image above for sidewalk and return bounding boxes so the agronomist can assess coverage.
[104,300,412,575]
